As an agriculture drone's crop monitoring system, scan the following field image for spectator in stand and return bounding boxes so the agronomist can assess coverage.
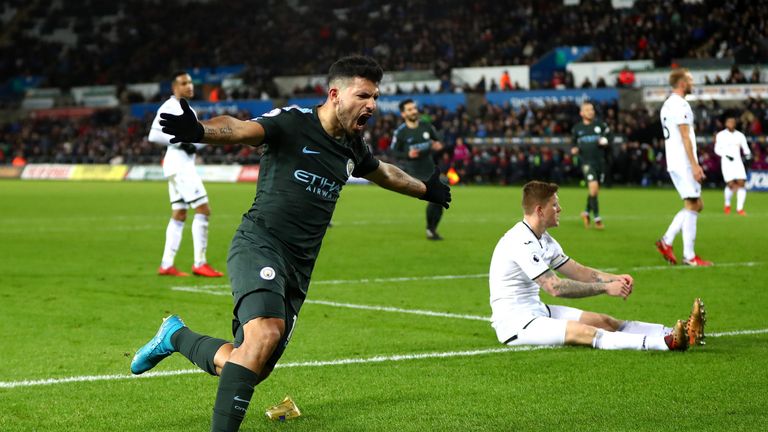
[500,70,513,91]
[617,67,636,87]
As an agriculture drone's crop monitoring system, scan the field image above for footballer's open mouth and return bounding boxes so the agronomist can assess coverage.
[355,113,372,129]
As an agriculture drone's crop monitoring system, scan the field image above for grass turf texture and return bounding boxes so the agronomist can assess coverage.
[1,180,767,431]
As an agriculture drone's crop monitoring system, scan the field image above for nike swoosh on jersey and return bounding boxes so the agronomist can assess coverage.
[302,146,321,154]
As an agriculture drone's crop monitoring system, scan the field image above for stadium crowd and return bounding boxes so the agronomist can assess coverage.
[2,98,766,186]
[2,0,766,91]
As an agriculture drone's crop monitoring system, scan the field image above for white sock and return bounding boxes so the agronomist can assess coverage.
[592,329,669,351]
[736,188,746,211]
[592,329,644,350]
[161,218,185,269]
[192,213,209,267]
[662,209,686,245]
[618,321,671,337]
[682,209,698,260]
[724,186,733,206]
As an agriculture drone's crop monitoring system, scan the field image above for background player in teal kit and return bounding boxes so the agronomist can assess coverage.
[571,102,612,229]
[129,56,451,432]
[390,99,446,240]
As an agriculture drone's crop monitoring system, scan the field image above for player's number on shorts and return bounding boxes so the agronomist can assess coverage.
[662,117,670,140]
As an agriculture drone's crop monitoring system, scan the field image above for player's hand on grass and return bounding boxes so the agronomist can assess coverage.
[420,167,452,209]
[605,280,632,300]
[160,98,204,144]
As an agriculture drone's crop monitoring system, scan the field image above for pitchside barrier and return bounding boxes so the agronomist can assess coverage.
[11,164,766,190]
[16,164,372,184]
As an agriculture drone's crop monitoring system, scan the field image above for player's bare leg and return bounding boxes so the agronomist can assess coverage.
[579,311,672,337]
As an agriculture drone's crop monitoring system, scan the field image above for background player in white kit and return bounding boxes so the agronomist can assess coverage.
[655,68,712,267]
[714,116,752,216]
[488,181,706,352]
[148,71,223,278]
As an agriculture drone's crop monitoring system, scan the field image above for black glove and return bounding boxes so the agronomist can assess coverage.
[744,154,753,167]
[159,98,204,144]
[420,167,451,209]
[178,143,197,155]
[726,155,735,162]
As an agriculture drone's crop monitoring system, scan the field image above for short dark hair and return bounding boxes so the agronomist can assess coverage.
[328,55,383,85]
[522,181,559,214]
[171,70,189,84]
[398,98,415,113]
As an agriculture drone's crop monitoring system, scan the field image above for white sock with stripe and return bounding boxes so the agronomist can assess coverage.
[592,329,668,351]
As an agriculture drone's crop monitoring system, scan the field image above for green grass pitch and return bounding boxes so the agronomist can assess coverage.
[1,179,767,431]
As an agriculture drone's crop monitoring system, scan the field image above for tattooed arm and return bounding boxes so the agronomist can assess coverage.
[556,259,632,286]
[199,116,265,147]
[535,269,632,299]
[364,161,427,198]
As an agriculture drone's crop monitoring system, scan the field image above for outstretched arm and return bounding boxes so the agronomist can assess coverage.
[364,162,451,208]
[364,161,426,198]
[159,98,265,147]
[199,116,265,147]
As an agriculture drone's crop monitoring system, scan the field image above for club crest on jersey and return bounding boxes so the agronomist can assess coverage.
[260,267,276,280]
[594,126,601,133]
[422,131,430,140]
[346,159,355,177]
[530,253,541,264]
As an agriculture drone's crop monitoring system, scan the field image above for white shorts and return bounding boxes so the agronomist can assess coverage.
[669,169,701,199]
[493,304,583,346]
[721,162,747,183]
[168,171,208,210]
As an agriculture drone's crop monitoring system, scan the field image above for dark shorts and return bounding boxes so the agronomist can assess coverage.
[227,228,310,369]
[581,161,605,183]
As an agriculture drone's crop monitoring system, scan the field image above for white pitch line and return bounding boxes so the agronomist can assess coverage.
[171,261,762,292]
[0,346,544,389]
[3,328,768,389]
[708,328,768,337]
[173,285,768,337]
[171,286,490,322]
[307,299,489,321]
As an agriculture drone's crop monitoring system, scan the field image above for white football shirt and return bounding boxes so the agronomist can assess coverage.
[714,129,751,161]
[489,221,570,324]
[660,93,697,173]
[148,96,204,177]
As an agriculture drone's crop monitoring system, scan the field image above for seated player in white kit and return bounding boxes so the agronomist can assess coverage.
[714,116,752,216]
[488,181,705,352]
